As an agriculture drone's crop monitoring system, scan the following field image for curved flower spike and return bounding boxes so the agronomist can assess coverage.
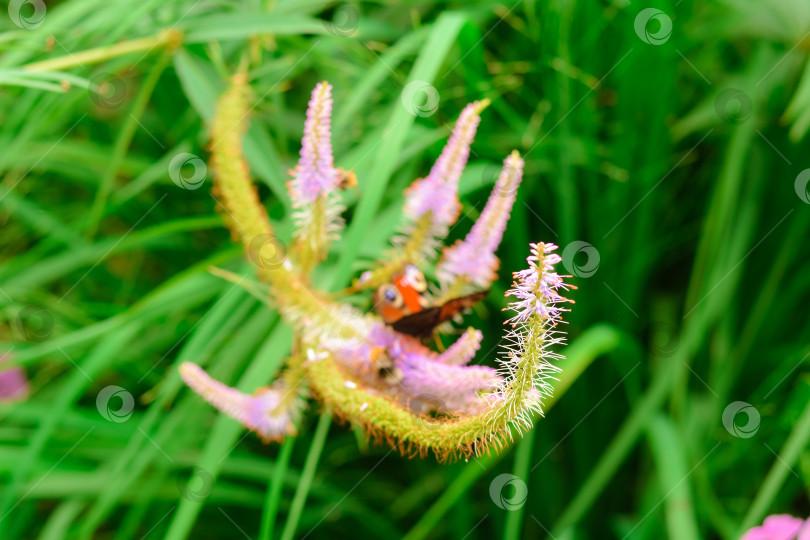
[288,81,344,271]
[353,100,490,292]
[505,242,574,326]
[437,150,524,290]
[435,328,483,366]
[179,363,305,443]
[403,99,490,236]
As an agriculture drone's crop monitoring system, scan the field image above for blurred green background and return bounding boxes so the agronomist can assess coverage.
[2,0,810,539]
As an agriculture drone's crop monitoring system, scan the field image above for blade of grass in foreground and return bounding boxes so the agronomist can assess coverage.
[259,436,296,540]
[502,427,536,540]
[646,415,702,540]
[739,390,810,533]
[162,324,291,540]
[280,412,332,540]
[0,324,141,537]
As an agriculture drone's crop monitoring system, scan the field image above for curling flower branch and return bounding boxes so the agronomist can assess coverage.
[179,77,574,461]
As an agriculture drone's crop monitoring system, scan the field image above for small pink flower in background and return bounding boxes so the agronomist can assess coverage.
[741,515,810,540]
[0,353,28,402]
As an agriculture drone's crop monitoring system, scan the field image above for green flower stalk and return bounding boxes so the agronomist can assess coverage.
[179,76,574,461]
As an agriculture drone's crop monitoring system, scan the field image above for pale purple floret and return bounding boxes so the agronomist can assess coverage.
[288,82,340,204]
[436,328,483,366]
[505,243,574,326]
[403,101,487,233]
[0,354,28,402]
[398,352,496,413]
[179,362,303,442]
[323,321,498,415]
[437,152,524,288]
[741,515,810,540]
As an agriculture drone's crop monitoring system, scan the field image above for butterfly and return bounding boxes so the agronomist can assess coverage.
[372,264,488,338]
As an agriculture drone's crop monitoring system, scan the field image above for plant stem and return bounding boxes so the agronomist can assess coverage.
[23,29,181,73]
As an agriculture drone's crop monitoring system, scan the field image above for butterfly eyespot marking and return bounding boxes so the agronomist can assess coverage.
[380,284,403,308]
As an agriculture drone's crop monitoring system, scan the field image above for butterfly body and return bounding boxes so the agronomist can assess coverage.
[372,264,487,338]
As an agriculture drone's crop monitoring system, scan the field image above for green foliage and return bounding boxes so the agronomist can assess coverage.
[1,0,809,539]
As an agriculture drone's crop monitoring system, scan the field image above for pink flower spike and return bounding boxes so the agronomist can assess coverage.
[741,515,806,540]
[437,151,524,288]
[436,328,483,366]
[403,100,489,233]
[289,82,340,204]
[179,362,304,443]
[505,242,574,326]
